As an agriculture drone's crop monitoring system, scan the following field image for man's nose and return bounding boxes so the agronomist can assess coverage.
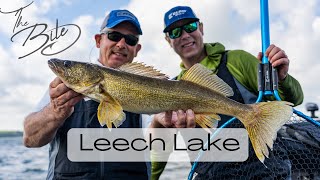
[116,37,126,48]
[180,29,191,39]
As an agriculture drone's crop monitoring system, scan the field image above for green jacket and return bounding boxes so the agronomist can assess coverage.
[177,43,303,106]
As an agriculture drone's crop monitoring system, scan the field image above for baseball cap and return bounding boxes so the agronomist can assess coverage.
[163,6,199,33]
[100,9,142,35]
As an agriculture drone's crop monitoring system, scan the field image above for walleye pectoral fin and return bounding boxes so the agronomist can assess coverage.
[118,62,169,79]
[180,63,233,97]
[195,113,220,128]
[97,84,126,129]
[97,99,126,129]
[97,101,109,127]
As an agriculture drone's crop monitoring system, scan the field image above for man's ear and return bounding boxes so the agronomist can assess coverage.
[134,44,142,57]
[95,34,101,48]
[199,22,204,36]
[165,35,172,48]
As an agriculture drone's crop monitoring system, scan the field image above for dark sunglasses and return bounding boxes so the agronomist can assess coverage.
[168,21,198,39]
[101,31,139,46]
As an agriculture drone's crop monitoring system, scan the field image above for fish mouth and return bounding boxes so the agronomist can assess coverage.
[48,58,63,75]
[48,59,57,70]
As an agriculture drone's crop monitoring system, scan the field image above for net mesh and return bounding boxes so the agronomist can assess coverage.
[194,114,320,180]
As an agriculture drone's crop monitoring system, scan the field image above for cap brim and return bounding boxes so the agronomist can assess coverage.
[107,19,142,35]
[163,18,199,33]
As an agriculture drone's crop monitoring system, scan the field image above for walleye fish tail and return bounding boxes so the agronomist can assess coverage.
[238,101,293,163]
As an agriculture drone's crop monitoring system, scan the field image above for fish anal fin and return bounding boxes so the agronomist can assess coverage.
[181,64,233,97]
[195,113,220,129]
[118,62,169,79]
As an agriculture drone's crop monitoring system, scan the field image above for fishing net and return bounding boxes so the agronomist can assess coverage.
[280,114,320,179]
[193,114,320,180]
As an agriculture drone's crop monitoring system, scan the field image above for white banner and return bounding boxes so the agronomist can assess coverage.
[67,128,248,162]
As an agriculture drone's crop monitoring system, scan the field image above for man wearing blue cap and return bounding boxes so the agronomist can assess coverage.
[23,9,149,179]
[150,6,304,179]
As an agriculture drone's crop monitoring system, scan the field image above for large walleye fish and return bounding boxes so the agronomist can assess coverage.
[48,58,293,163]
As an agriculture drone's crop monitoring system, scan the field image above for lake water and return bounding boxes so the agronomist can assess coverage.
[0,136,190,180]
[0,136,48,179]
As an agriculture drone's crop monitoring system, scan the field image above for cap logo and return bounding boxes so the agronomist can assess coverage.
[168,10,187,19]
[116,11,135,20]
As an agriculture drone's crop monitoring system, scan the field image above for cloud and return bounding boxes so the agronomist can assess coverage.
[0,0,319,130]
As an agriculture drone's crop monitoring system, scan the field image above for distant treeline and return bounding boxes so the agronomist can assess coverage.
[0,131,23,137]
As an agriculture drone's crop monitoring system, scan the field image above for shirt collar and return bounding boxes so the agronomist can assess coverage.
[177,43,225,80]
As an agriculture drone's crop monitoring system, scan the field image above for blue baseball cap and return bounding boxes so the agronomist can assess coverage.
[100,9,142,35]
[163,6,199,33]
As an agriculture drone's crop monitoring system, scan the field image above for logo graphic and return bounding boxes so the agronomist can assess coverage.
[168,10,187,19]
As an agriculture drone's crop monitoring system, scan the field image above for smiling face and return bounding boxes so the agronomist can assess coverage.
[95,21,142,68]
[165,19,206,68]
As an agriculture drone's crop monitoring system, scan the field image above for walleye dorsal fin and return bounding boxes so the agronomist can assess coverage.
[180,63,234,97]
[118,62,169,79]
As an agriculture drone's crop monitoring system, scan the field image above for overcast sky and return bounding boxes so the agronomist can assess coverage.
[0,0,319,130]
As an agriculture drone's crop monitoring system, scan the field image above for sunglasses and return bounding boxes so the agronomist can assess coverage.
[168,21,198,39]
[101,31,139,46]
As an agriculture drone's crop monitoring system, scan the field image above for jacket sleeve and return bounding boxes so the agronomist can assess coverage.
[277,74,304,106]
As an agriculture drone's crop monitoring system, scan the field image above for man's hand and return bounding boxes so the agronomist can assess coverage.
[151,109,196,128]
[49,77,84,124]
[257,44,289,81]
[23,77,84,147]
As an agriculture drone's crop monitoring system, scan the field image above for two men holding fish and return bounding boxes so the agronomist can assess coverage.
[24,5,303,180]
[150,6,303,180]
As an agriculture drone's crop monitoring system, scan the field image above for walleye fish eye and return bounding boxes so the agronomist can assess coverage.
[63,61,72,68]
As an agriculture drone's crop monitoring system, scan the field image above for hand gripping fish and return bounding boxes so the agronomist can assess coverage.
[48,58,293,163]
